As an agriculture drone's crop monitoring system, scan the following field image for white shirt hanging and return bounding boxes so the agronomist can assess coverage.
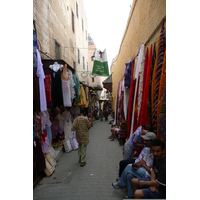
[49,62,63,72]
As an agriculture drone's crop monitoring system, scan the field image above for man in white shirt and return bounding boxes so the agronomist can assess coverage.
[112,132,156,199]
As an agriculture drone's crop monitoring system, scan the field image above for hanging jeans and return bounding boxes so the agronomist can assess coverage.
[119,164,149,198]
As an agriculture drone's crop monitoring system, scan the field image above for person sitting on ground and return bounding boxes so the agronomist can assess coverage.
[123,124,153,160]
[108,116,125,141]
[112,132,157,199]
[131,139,166,199]
[108,111,115,124]
[108,115,125,141]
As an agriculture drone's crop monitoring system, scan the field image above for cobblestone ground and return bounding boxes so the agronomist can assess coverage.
[33,116,127,200]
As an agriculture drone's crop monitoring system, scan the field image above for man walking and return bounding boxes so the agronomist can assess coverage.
[71,108,91,167]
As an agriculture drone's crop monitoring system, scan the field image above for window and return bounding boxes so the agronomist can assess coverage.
[83,56,85,69]
[72,11,74,33]
[82,19,84,31]
[78,49,80,64]
[55,41,61,59]
[76,3,78,18]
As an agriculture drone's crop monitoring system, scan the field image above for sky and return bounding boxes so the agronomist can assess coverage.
[83,0,133,69]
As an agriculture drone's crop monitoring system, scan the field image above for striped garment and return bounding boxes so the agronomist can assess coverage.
[158,83,166,142]
[148,43,156,128]
[157,51,166,141]
[152,22,166,134]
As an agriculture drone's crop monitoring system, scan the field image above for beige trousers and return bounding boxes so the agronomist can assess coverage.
[78,144,87,163]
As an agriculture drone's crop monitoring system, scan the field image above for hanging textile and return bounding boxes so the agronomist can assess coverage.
[76,85,88,107]
[51,68,64,108]
[116,81,121,124]
[124,61,133,88]
[158,83,166,142]
[73,75,81,102]
[36,49,47,112]
[61,78,72,107]
[138,45,153,126]
[33,30,39,74]
[133,74,141,133]
[120,78,125,120]
[124,60,133,121]
[148,43,157,128]
[152,21,166,134]
[44,75,51,103]
[130,44,144,137]
[92,49,109,76]
[126,59,136,138]
[138,47,149,126]
[123,87,130,121]
[157,51,166,139]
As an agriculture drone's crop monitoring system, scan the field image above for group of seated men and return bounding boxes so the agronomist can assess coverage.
[111,127,166,199]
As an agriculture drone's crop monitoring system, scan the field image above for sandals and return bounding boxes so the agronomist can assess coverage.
[80,162,86,167]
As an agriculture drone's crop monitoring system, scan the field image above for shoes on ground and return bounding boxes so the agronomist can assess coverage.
[80,162,86,167]
[108,136,112,139]
[116,178,120,181]
[110,139,114,141]
[79,158,81,163]
[112,182,126,190]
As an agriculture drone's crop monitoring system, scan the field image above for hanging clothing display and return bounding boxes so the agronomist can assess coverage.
[132,74,141,133]
[124,61,133,88]
[157,51,166,139]
[148,43,157,128]
[77,85,88,107]
[152,22,166,134]
[139,44,153,126]
[44,75,51,103]
[36,49,47,112]
[120,78,125,120]
[73,75,81,102]
[126,59,135,138]
[33,30,39,74]
[138,47,149,126]
[130,44,144,137]
[61,78,72,107]
[158,83,166,142]
[51,67,64,108]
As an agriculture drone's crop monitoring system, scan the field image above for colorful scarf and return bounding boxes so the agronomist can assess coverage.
[157,51,166,140]
[158,83,166,142]
[148,43,157,128]
[152,22,166,134]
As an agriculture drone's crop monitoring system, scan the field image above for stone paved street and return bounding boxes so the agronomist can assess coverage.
[33,117,127,200]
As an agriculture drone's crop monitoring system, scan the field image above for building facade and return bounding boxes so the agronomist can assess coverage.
[33,0,88,80]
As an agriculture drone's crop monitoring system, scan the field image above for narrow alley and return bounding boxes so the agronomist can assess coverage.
[33,117,127,200]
